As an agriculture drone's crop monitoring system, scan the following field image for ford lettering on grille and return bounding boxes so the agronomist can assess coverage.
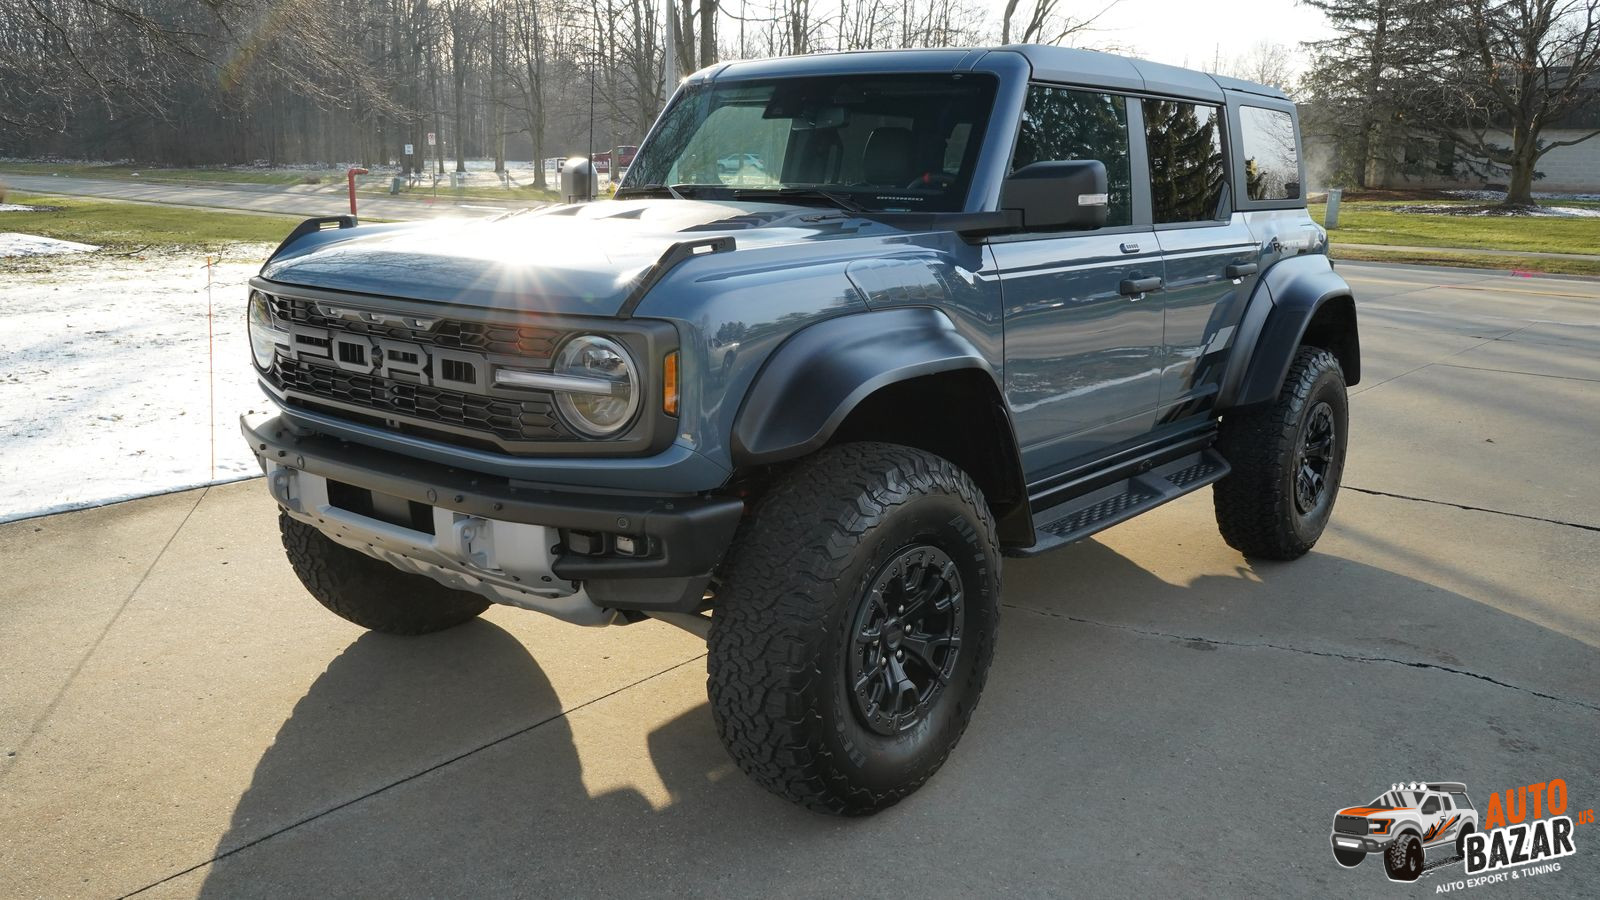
[263,294,573,450]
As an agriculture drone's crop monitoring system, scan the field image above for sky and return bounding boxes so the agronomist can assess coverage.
[998,0,1337,77]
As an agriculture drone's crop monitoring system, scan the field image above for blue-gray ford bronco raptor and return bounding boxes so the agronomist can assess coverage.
[242,45,1358,815]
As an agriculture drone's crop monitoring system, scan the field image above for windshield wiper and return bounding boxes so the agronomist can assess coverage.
[614,183,699,200]
[732,187,867,213]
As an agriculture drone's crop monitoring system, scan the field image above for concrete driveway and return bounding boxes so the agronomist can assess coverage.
[2,262,1597,897]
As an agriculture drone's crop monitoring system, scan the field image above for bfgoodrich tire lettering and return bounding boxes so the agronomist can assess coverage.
[1213,346,1349,560]
[280,513,489,635]
[707,442,1001,815]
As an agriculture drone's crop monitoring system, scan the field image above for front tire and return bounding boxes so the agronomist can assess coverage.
[1214,346,1349,560]
[280,513,489,635]
[1385,834,1424,882]
[707,443,1001,815]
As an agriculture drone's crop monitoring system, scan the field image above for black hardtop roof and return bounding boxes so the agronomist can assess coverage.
[704,44,1290,104]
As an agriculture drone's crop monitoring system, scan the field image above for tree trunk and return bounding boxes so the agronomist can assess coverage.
[1505,142,1537,206]
[699,0,715,67]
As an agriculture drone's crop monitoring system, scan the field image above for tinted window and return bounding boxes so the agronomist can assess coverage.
[1239,106,1300,200]
[1451,792,1473,809]
[624,74,996,212]
[1144,99,1226,223]
[1012,86,1132,227]
[1421,797,1440,815]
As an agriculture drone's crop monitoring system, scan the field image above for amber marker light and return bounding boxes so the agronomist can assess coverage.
[663,351,680,416]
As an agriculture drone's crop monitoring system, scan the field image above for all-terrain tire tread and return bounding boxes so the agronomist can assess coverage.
[1213,346,1344,560]
[707,442,999,815]
[280,513,489,635]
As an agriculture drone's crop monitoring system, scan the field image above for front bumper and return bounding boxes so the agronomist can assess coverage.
[242,411,743,624]
[1330,833,1392,854]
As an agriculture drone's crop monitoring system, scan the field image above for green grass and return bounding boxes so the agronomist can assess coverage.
[1311,200,1600,256]
[1,161,327,185]
[1331,245,1600,277]
[2,192,301,253]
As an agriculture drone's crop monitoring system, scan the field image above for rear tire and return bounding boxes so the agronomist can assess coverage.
[707,443,1001,815]
[280,513,489,635]
[1213,346,1348,560]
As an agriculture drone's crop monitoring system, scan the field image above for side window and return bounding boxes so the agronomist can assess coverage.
[1143,99,1226,223]
[1239,106,1300,200]
[1012,85,1132,227]
[1451,792,1474,810]
[1421,797,1440,815]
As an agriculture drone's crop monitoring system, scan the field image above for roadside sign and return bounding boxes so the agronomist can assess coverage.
[427,132,436,146]
[404,143,414,155]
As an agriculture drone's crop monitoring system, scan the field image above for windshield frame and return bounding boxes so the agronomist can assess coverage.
[621,69,1008,214]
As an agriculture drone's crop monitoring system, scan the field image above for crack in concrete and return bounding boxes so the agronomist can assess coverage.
[1344,486,1600,534]
[1003,602,1600,714]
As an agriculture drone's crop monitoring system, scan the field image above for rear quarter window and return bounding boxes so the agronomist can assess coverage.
[1239,106,1300,201]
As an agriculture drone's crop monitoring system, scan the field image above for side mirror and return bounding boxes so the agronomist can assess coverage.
[1000,160,1109,231]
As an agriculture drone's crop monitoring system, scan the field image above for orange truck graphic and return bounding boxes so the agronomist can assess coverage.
[1331,782,1480,882]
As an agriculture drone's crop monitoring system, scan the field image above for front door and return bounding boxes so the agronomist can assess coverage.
[994,84,1165,478]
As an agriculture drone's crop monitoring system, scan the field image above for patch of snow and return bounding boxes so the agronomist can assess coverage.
[1389,203,1600,218]
[1446,189,1600,202]
[0,250,277,523]
[0,233,100,257]
[0,203,41,212]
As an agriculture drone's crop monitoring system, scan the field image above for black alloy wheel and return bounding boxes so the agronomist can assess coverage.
[1295,401,1338,516]
[847,545,964,736]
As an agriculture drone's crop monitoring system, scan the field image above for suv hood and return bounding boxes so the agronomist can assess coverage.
[259,199,885,317]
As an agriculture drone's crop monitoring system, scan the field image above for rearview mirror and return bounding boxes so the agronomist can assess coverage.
[1000,160,1109,231]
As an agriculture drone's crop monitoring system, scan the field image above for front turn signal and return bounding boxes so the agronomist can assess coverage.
[663,351,679,416]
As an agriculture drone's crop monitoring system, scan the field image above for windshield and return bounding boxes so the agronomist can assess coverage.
[622,73,997,212]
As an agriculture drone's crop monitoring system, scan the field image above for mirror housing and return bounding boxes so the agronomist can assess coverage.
[1000,160,1109,231]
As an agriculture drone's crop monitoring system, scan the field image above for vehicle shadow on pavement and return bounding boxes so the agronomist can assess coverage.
[192,539,1598,896]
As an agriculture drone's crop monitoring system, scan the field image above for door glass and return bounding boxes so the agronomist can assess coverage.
[1421,797,1440,815]
[1012,86,1132,227]
[1239,106,1300,200]
[1143,99,1226,223]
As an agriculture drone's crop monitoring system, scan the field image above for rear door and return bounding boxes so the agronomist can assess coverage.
[1142,97,1260,423]
[992,84,1165,478]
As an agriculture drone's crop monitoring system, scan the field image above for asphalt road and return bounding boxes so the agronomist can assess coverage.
[0,172,528,220]
[2,262,1597,898]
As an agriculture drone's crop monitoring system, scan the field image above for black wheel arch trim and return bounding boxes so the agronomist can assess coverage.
[730,306,1032,544]
[1216,254,1361,411]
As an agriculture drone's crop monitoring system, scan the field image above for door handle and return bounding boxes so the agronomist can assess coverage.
[1225,262,1258,279]
[1119,276,1163,298]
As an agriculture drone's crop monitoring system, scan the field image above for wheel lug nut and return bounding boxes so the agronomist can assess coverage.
[896,649,904,659]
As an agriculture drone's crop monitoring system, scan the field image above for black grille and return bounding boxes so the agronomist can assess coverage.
[270,295,561,361]
[276,357,567,444]
[1334,815,1369,835]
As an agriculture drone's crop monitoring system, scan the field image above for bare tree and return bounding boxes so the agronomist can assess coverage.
[1000,0,1118,45]
[1427,0,1600,204]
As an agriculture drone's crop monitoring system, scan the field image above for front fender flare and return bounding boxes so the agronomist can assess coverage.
[731,307,1002,465]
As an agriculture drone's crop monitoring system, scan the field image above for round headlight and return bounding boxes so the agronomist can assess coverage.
[247,292,280,370]
[551,335,639,438]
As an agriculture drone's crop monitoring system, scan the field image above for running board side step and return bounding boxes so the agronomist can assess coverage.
[1006,449,1230,557]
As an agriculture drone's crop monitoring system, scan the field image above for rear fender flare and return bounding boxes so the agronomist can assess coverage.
[1217,254,1360,410]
